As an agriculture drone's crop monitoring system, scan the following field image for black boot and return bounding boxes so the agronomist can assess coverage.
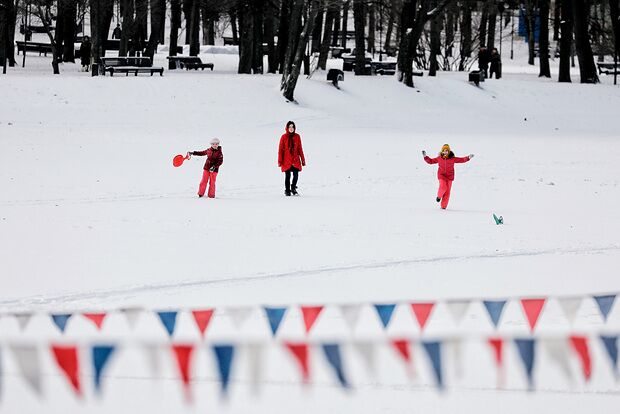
[436,197,441,202]
[291,186,298,196]
[285,190,291,196]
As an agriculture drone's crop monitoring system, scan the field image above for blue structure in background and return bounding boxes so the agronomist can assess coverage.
[518,7,540,43]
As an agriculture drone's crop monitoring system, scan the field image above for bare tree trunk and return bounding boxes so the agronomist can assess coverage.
[252,0,264,74]
[183,0,192,44]
[282,0,321,101]
[311,2,324,53]
[353,0,366,75]
[332,1,340,46]
[282,0,303,81]
[609,0,620,58]
[62,0,77,62]
[265,0,277,73]
[230,7,239,44]
[238,0,253,73]
[318,0,336,69]
[341,0,348,48]
[553,0,560,41]
[524,0,535,65]
[120,0,134,56]
[486,2,497,51]
[367,1,375,53]
[538,0,551,77]
[572,0,599,83]
[158,0,165,43]
[478,1,488,46]
[135,0,148,54]
[169,0,181,56]
[558,0,572,82]
[55,1,66,61]
[384,0,395,53]
[277,0,291,73]
[189,0,200,55]
[459,0,472,71]
[145,0,164,58]
[428,0,441,76]
[6,0,17,66]
[444,2,456,64]
[0,2,11,72]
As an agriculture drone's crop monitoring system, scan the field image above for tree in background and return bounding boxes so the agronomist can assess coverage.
[538,0,550,78]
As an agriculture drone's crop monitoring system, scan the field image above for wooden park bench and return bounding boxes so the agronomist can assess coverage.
[596,62,620,75]
[342,55,372,74]
[223,36,237,46]
[16,41,53,56]
[330,46,351,59]
[468,70,485,86]
[100,57,164,77]
[372,61,396,75]
[166,55,214,70]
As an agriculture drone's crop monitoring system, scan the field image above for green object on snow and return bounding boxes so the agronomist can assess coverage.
[493,214,504,225]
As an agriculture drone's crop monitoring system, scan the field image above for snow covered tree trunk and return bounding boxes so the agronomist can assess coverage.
[169,0,181,57]
[558,0,572,82]
[353,0,366,75]
[145,0,164,59]
[459,0,472,71]
[318,0,337,70]
[282,0,320,102]
[538,0,551,78]
[572,0,599,83]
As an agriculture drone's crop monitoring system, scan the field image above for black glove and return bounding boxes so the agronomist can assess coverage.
[209,166,215,172]
[422,150,427,157]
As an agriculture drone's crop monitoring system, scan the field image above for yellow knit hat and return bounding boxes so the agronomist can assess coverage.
[441,144,451,153]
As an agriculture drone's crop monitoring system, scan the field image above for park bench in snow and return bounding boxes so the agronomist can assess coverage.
[100,57,164,77]
[16,41,53,56]
[166,56,214,70]
[468,70,485,86]
[597,62,620,75]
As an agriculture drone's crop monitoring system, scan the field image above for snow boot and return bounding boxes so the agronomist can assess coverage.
[285,190,292,196]
[436,197,441,202]
[291,186,299,196]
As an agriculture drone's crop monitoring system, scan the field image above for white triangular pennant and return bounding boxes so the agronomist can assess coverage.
[10,344,42,396]
[120,307,143,329]
[353,341,377,377]
[339,304,363,331]
[143,343,162,378]
[558,297,582,325]
[542,338,574,385]
[14,313,33,331]
[446,300,471,325]
[246,343,263,396]
[449,338,465,380]
[227,307,252,329]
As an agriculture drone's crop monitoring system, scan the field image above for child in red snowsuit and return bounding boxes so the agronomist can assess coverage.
[278,121,306,196]
[423,144,474,209]
[190,138,223,198]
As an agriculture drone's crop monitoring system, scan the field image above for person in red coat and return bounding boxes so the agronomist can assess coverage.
[423,144,474,209]
[190,138,223,198]
[278,121,306,196]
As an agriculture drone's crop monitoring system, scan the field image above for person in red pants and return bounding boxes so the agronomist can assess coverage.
[278,121,306,196]
[190,138,223,198]
[423,144,474,209]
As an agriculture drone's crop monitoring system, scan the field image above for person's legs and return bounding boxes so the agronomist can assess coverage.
[285,169,292,193]
[441,180,453,209]
[291,167,299,192]
[198,169,209,197]
[437,179,448,200]
[207,172,218,198]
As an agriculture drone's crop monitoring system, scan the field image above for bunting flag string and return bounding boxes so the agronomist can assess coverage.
[301,306,323,334]
[120,307,142,330]
[600,335,619,378]
[191,309,214,337]
[422,341,443,389]
[374,304,396,329]
[339,304,362,331]
[446,300,470,326]
[83,313,107,331]
[156,311,178,337]
[483,300,507,329]
[10,344,42,396]
[569,335,592,381]
[92,345,116,393]
[227,307,252,329]
[51,314,73,334]
[285,342,310,383]
[411,303,435,331]
[391,339,414,377]
[51,345,81,396]
[213,345,235,395]
[14,313,33,331]
[172,344,194,402]
[514,338,536,390]
[322,344,349,388]
[542,338,574,384]
[488,337,504,388]
[520,299,546,332]
[264,307,287,336]
[558,297,582,325]
[594,295,616,322]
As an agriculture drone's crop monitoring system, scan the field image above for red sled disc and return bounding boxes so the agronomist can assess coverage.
[173,154,190,167]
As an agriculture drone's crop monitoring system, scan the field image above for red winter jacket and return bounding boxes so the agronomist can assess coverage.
[424,152,470,181]
[192,146,223,172]
[278,132,305,172]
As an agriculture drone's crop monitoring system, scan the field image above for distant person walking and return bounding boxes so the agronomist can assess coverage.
[79,36,91,72]
[478,46,491,78]
[112,24,122,40]
[278,121,306,196]
[423,144,474,210]
[489,48,502,79]
[190,138,223,198]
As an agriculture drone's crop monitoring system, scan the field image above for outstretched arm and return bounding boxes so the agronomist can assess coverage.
[191,150,208,156]
[454,154,473,163]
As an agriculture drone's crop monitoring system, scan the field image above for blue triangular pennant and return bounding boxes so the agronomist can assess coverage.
[422,341,444,389]
[514,338,536,389]
[264,307,287,336]
[483,300,507,328]
[600,335,618,374]
[92,345,116,393]
[213,345,235,394]
[51,314,73,333]
[156,311,178,337]
[322,343,349,388]
[373,304,396,329]
[594,295,616,322]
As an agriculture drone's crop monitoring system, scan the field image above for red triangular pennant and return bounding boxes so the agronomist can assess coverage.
[300,306,323,333]
[488,338,504,367]
[391,339,412,363]
[411,303,435,331]
[191,309,214,337]
[83,313,107,330]
[569,336,592,381]
[520,298,546,332]
[51,345,81,395]
[284,342,310,382]
[172,344,195,401]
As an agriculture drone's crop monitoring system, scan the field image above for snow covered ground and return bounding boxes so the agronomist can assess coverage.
[1,42,620,413]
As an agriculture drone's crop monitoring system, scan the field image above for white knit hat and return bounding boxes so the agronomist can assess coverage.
[210,138,220,145]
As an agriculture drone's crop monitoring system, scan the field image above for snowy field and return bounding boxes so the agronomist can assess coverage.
[1,44,620,413]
